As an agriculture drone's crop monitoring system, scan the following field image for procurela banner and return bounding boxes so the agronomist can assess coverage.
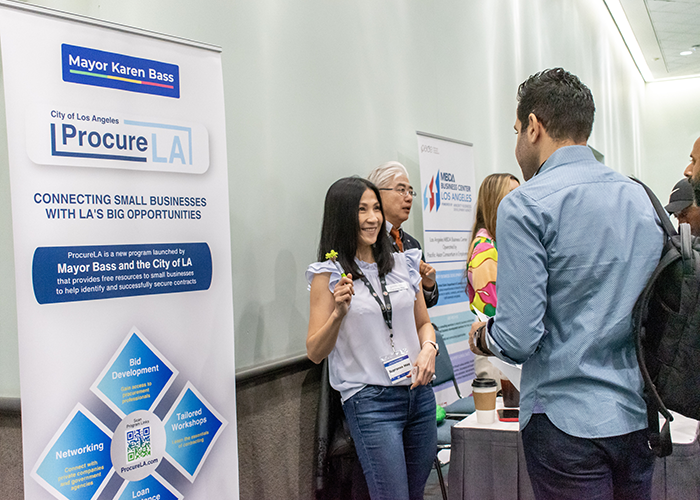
[0,4,238,499]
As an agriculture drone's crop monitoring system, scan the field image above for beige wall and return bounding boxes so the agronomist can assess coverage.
[642,77,700,205]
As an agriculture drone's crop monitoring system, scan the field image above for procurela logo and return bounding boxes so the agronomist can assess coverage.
[26,105,209,174]
[50,119,193,165]
[423,170,441,212]
[62,44,180,98]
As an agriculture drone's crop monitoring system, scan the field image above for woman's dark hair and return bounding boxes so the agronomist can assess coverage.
[317,177,394,278]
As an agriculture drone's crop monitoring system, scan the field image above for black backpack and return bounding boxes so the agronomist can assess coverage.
[632,179,700,457]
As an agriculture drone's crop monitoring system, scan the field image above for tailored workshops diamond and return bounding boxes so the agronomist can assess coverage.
[164,382,227,482]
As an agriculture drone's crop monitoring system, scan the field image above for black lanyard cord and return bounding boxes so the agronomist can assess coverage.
[358,274,393,332]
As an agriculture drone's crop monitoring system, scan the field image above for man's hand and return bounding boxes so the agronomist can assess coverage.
[468,321,491,356]
[419,261,437,289]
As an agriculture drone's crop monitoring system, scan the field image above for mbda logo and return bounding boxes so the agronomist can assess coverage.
[423,170,442,212]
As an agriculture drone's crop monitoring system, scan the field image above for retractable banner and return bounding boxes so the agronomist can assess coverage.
[0,4,238,499]
[416,132,477,404]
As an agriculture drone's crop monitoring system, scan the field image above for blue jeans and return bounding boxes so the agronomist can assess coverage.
[342,384,437,500]
[521,413,655,500]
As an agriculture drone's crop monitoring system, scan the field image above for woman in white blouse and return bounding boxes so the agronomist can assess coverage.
[306,176,438,500]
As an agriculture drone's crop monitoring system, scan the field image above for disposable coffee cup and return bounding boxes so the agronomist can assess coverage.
[472,377,498,424]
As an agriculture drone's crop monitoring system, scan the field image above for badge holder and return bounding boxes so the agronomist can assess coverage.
[381,347,413,385]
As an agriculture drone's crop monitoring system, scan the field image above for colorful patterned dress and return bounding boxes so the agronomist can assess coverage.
[466,228,498,317]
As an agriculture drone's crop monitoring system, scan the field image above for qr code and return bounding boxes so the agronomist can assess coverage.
[126,426,152,463]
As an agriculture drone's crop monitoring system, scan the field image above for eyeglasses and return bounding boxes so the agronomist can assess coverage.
[379,186,417,198]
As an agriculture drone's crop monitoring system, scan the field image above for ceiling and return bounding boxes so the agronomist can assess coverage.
[609,0,700,81]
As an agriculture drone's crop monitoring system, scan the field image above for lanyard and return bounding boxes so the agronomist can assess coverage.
[358,274,396,351]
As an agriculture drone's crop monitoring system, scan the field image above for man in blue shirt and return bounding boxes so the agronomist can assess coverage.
[469,68,663,500]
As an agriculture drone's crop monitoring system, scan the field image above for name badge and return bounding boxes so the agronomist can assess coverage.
[385,281,409,293]
[381,350,413,384]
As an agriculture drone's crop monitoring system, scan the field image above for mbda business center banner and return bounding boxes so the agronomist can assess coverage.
[0,4,238,499]
[417,132,478,405]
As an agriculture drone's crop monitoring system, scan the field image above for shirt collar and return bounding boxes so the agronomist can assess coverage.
[384,220,402,235]
[535,145,596,177]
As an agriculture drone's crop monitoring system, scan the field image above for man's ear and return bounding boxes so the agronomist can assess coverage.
[527,112,543,143]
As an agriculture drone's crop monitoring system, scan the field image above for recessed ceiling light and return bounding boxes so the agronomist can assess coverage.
[680,50,693,56]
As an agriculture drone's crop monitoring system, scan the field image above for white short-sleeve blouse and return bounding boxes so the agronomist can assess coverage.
[306,249,424,402]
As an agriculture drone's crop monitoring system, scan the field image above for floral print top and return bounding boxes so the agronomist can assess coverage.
[466,228,498,317]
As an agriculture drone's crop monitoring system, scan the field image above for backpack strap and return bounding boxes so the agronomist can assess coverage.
[630,177,678,238]
[680,222,695,277]
[635,248,682,327]
[630,176,679,457]
[634,247,679,458]
[647,400,673,458]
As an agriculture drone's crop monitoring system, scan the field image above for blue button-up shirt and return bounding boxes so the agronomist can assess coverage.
[486,145,663,438]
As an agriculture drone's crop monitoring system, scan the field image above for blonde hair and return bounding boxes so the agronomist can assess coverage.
[466,173,520,261]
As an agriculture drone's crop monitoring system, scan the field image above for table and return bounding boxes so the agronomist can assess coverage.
[448,400,534,500]
[448,404,700,500]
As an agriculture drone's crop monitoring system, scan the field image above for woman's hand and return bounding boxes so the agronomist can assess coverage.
[307,272,353,363]
[410,343,436,388]
[411,290,436,388]
[332,274,354,318]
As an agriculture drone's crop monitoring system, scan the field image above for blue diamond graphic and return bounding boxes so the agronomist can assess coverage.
[92,328,177,417]
[163,382,227,481]
[116,473,181,500]
[33,405,113,500]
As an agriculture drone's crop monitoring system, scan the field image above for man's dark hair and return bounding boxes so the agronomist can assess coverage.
[517,68,595,143]
[318,176,394,279]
